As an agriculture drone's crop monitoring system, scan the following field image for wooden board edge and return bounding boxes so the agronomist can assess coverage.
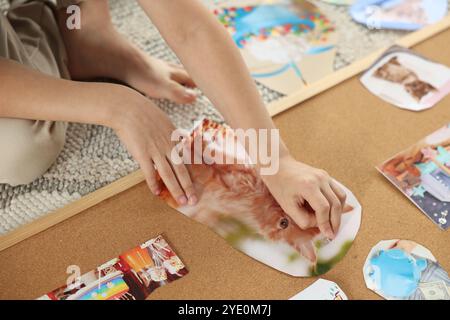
[1,16,449,252]
[267,14,450,117]
[0,170,145,251]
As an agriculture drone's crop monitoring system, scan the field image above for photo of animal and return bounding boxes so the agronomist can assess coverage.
[374,56,436,101]
[350,0,448,31]
[372,0,428,26]
[158,119,362,277]
[361,47,450,111]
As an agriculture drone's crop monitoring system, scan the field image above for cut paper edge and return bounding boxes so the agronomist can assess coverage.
[375,166,449,231]
[350,0,448,31]
[244,179,362,277]
[363,239,450,300]
[290,279,349,300]
[360,46,450,111]
[375,122,450,230]
[37,235,188,300]
[158,118,362,277]
[212,0,338,95]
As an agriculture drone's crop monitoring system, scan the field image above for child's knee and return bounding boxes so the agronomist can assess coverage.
[0,119,67,186]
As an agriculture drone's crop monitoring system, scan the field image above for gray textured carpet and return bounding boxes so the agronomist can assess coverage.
[0,0,445,234]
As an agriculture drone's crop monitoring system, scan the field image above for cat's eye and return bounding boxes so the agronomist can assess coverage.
[279,218,289,229]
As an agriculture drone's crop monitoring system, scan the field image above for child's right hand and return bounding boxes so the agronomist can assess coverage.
[110,90,197,206]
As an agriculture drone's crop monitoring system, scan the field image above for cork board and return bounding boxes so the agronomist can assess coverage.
[0,29,449,300]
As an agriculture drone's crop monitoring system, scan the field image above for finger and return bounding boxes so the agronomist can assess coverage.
[165,81,197,104]
[322,184,343,236]
[304,189,334,239]
[343,204,354,213]
[137,155,161,195]
[301,201,318,227]
[285,199,317,230]
[166,156,197,205]
[330,180,347,207]
[154,156,187,205]
[300,241,316,263]
[388,240,400,249]
[170,68,197,88]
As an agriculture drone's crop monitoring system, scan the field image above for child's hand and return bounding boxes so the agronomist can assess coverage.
[262,156,347,240]
[112,92,197,206]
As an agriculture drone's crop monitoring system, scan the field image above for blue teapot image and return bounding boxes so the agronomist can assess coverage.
[368,248,427,298]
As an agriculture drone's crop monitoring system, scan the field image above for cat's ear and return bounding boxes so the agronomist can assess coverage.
[427,82,437,91]
[390,56,400,65]
[374,69,382,77]
[218,164,258,193]
[374,64,386,78]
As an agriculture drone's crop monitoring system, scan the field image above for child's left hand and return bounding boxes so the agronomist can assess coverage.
[262,155,347,241]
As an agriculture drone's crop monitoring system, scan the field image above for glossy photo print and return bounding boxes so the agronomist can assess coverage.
[158,119,362,277]
[211,0,337,94]
[350,0,447,30]
[377,123,450,230]
[38,235,188,300]
[290,279,348,300]
[363,240,450,300]
[361,46,450,111]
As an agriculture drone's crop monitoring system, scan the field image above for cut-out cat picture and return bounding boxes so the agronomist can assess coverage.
[361,46,450,111]
[158,119,362,277]
[377,123,450,230]
[210,0,338,94]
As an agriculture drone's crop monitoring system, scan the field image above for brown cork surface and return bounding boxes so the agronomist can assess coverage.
[1,29,449,300]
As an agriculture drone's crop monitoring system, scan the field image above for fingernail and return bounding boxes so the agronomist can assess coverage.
[184,89,196,98]
[188,195,198,206]
[178,195,188,205]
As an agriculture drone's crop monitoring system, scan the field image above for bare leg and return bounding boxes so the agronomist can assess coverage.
[57,0,197,104]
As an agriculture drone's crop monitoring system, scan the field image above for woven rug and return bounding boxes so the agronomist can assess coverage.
[0,0,445,234]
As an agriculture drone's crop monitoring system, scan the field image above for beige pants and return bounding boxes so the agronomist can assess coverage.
[0,0,80,186]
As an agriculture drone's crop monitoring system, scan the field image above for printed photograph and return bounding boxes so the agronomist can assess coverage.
[159,119,362,277]
[290,279,348,300]
[38,235,188,300]
[377,123,450,230]
[350,0,448,30]
[211,0,337,94]
[361,46,450,111]
[364,239,450,300]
